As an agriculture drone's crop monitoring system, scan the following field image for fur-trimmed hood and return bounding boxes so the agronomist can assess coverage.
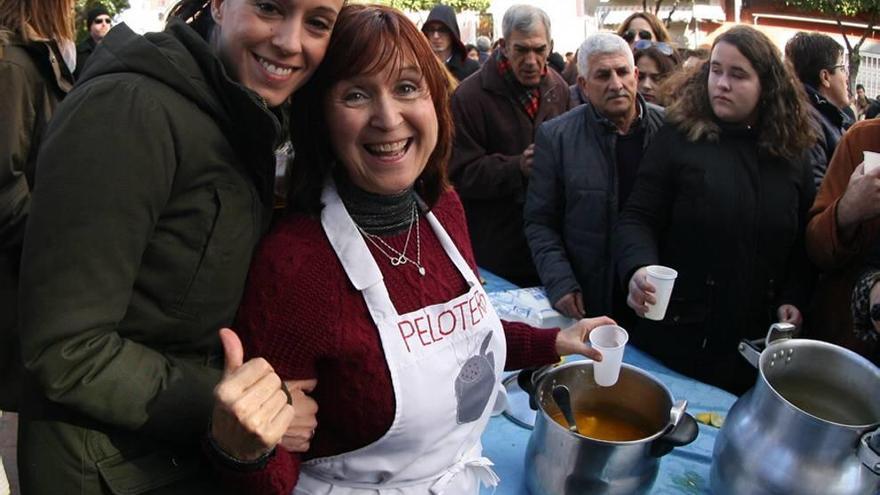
[666,101,725,143]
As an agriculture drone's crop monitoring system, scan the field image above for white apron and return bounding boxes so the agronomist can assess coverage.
[295,183,507,495]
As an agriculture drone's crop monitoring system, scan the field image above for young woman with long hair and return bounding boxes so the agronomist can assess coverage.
[614,25,818,394]
[15,0,343,492]
[209,5,614,493]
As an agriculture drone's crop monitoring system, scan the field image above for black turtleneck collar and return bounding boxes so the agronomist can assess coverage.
[337,175,416,236]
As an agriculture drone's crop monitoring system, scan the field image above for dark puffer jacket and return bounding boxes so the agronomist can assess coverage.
[613,122,816,394]
[525,98,665,317]
[17,19,281,494]
[422,4,479,82]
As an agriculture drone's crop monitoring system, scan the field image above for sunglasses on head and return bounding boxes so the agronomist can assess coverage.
[633,40,674,56]
[424,26,450,36]
[93,17,112,25]
[622,29,652,43]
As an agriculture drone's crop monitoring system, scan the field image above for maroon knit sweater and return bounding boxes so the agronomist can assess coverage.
[222,189,560,494]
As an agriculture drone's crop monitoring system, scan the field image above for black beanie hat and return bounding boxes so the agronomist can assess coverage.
[87,5,110,26]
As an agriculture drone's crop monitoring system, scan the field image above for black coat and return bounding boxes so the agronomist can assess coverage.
[74,36,96,80]
[447,52,479,82]
[613,123,816,394]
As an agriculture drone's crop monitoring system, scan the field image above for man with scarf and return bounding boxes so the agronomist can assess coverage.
[449,4,572,288]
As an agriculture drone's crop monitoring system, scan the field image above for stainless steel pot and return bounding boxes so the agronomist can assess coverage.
[523,361,698,495]
[711,323,880,495]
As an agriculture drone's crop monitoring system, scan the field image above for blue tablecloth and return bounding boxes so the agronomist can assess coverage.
[478,270,739,494]
[479,269,520,294]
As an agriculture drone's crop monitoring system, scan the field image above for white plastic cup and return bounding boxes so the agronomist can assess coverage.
[589,325,629,387]
[864,151,880,174]
[644,265,678,321]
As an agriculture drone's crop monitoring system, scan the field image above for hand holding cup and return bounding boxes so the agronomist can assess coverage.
[643,266,678,320]
[626,267,656,316]
[555,316,616,361]
[589,325,629,387]
[628,265,677,320]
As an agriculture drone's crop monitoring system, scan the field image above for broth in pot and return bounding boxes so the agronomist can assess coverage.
[549,405,657,441]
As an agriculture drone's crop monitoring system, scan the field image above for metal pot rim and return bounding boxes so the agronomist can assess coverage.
[535,361,678,444]
[758,339,880,429]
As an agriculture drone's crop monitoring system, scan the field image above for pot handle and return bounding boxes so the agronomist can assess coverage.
[858,427,880,475]
[765,322,798,346]
[517,366,552,411]
[738,323,798,368]
[650,400,699,458]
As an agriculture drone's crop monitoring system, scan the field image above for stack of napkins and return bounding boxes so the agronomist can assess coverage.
[488,287,574,329]
[0,457,8,495]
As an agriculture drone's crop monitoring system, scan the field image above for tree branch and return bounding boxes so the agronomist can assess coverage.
[666,1,679,27]
[838,17,854,53]
[854,8,878,52]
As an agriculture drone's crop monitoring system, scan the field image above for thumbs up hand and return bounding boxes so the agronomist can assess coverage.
[210,328,295,461]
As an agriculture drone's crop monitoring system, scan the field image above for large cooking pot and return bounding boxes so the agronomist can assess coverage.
[522,361,698,495]
[711,323,880,495]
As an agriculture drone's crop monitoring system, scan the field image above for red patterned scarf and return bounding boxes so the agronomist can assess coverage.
[495,50,545,120]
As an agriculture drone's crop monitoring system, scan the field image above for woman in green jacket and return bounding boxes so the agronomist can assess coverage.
[16,0,343,493]
[0,0,76,414]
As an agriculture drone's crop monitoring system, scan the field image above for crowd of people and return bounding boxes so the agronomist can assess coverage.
[2,1,879,494]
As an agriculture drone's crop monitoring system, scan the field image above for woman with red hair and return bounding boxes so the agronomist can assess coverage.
[210,4,614,494]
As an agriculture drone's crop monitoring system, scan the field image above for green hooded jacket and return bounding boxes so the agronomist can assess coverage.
[17,19,281,494]
[0,31,74,411]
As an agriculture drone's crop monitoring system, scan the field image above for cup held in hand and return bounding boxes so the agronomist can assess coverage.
[644,265,677,321]
[588,325,629,386]
[863,150,880,174]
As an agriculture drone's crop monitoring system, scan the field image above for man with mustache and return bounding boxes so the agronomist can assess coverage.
[449,4,572,288]
[524,32,664,324]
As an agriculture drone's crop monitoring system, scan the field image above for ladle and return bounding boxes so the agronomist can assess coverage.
[552,384,579,434]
